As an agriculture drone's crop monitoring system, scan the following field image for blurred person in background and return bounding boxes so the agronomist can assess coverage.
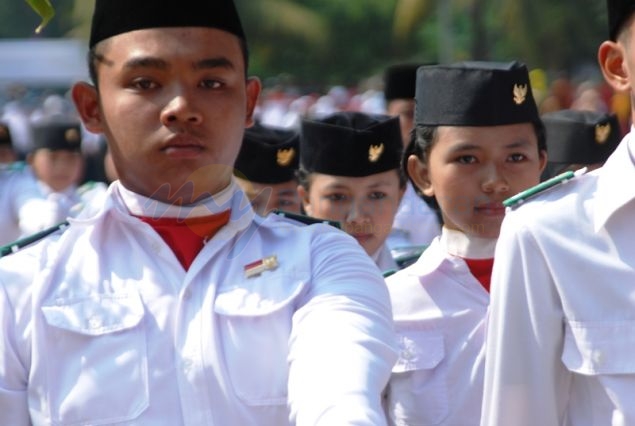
[234,122,302,216]
[382,63,442,252]
[541,109,621,180]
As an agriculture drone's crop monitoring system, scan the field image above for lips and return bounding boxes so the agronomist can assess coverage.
[475,202,506,216]
[162,134,204,158]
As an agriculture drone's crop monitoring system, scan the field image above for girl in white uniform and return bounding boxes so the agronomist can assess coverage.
[384,61,547,425]
[297,111,406,273]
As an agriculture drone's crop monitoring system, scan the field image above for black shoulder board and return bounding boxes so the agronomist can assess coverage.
[271,209,341,229]
[0,220,70,258]
[392,245,427,269]
[383,268,398,278]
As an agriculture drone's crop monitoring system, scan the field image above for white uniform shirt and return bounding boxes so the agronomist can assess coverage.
[0,165,63,245]
[385,228,494,426]
[0,179,398,426]
[482,133,635,426]
[387,183,441,250]
[373,243,398,273]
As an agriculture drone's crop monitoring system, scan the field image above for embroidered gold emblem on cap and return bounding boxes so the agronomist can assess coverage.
[513,84,528,105]
[595,123,611,144]
[0,126,7,139]
[276,147,295,167]
[65,128,80,144]
[368,143,384,163]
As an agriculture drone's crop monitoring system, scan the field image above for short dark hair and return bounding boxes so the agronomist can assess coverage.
[87,37,250,88]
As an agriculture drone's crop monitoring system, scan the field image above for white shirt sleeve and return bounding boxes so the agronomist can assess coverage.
[0,279,30,425]
[287,231,398,425]
[481,214,570,426]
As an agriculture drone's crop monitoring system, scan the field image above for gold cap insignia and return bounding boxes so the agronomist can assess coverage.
[513,84,528,105]
[276,147,295,167]
[368,143,384,163]
[595,123,611,144]
[65,128,80,144]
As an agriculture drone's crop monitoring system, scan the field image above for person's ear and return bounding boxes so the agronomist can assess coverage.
[598,40,631,93]
[245,77,262,128]
[297,184,312,216]
[538,149,548,175]
[71,82,104,134]
[407,154,434,197]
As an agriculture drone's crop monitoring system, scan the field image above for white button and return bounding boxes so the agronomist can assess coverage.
[151,241,162,253]
[183,289,192,300]
[592,350,604,365]
[182,359,193,372]
[88,316,103,329]
[401,349,414,360]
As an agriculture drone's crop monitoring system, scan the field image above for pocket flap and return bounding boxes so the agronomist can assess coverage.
[42,292,145,336]
[214,273,307,317]
[393,329,444,373]
[562,320,635,375]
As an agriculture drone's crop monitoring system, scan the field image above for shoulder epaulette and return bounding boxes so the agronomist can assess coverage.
[383,268,398,278]
[0,220,70,258]
[271,209,341,229]
[2,161,26,173]
[392,244,427,269]
[77,180,98,195]
[503,167,587,209]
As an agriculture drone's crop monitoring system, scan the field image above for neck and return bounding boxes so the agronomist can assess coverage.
[116,179,235,219]
[440,227,497,259]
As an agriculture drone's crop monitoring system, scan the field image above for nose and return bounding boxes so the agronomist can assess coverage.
[345,199,370,225]
[481,164,510,194]
[160,88,203,126]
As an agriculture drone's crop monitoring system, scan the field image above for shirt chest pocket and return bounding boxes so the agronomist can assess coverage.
[386,329,449,426]
[562,320,635,375]
[214,272,307,406]
[40,292,148,425]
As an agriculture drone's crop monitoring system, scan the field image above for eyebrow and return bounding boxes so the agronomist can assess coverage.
[122,56,235,72]
[324,181,392,191]
[448,139,533,153]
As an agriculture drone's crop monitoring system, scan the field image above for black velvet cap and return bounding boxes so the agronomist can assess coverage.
[234,123,299,184]
[89,0,246,48]
[608,0,635,40]
[31,120,82,152]
[0,123,11,147]
[542,109,621,165]
[300,112,402,177]
[415,61,540,127]
[384,63,422,101]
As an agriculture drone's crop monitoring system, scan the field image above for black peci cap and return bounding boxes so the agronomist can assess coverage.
[300,112,402,177]
[607,0,635,41]
[31,120,82,152]
[0,123,11,147]
[542,109,621,165]
[234,123,299,184]
[415,61,540,127]
[384,63,422,102]
[89,0,246,48]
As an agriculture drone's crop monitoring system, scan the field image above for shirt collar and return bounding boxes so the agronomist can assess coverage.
[439,227,497,259]
[117,179,236,219]
[594,131,635,232]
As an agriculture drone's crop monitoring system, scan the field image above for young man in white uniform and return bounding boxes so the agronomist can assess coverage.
[0,1,398,424]
[481,1,635,424]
